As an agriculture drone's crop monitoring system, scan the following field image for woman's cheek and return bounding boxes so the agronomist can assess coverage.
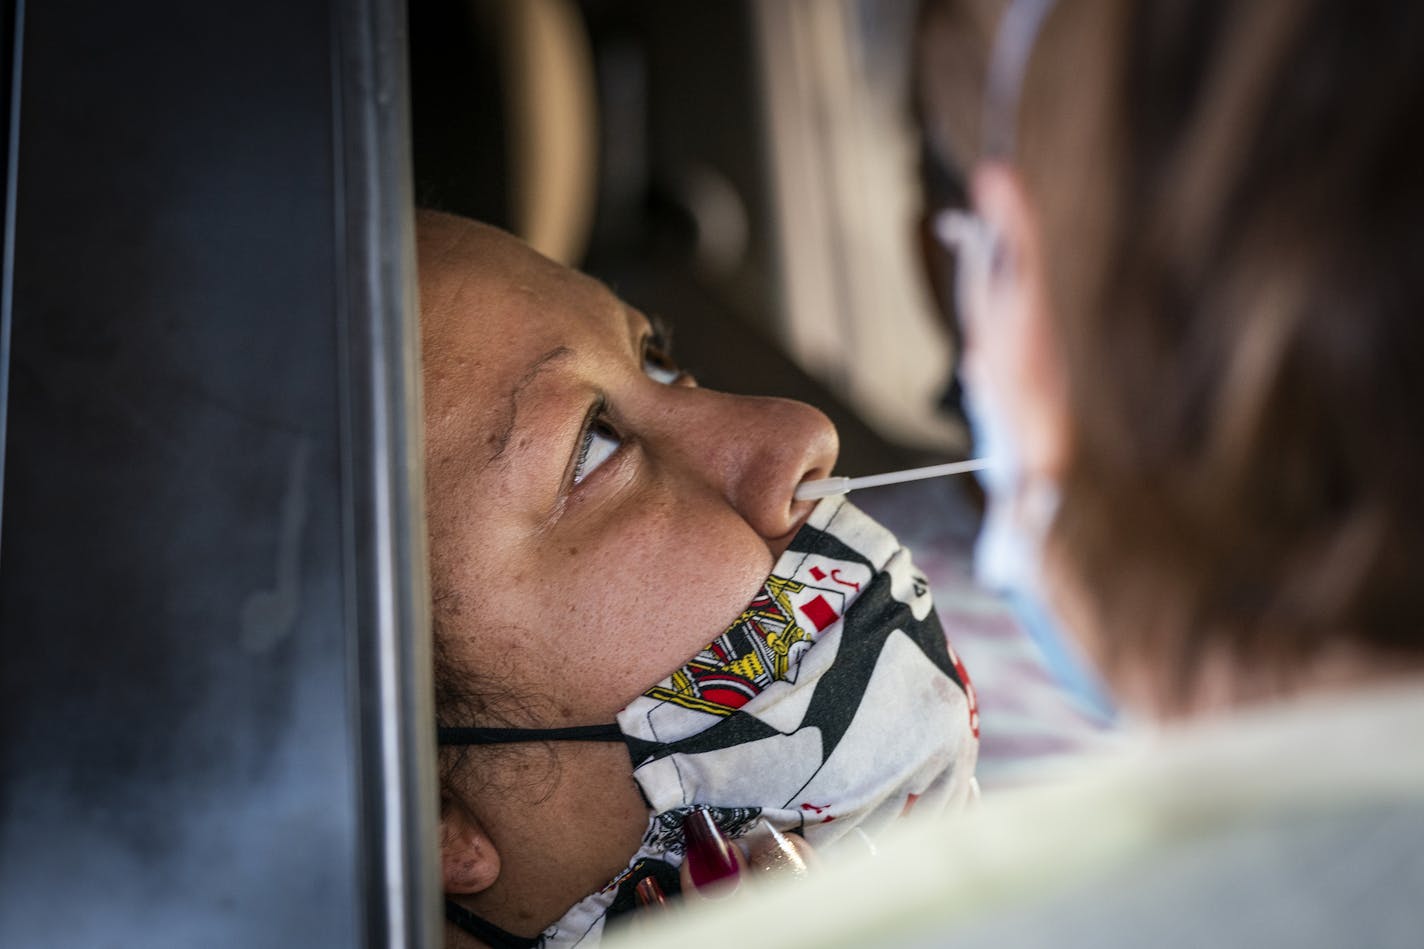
[570,518,776,702]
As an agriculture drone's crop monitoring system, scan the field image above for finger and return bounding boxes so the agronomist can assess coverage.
[634,876,669,912]
[744,821,814,878]
[679,808,748,899]
[619,874,673,940]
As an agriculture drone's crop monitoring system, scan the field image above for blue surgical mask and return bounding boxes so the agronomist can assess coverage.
[962,335,1117,725]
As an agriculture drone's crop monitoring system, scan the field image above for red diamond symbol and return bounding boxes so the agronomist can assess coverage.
[800,595,839,631]
[809,565,826,581]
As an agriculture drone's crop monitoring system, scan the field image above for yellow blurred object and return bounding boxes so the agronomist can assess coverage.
[481,0,597,266]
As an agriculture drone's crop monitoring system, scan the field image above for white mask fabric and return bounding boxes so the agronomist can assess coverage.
[617,494,978,843]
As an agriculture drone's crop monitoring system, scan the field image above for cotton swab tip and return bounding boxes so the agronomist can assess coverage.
[793,476,851,502]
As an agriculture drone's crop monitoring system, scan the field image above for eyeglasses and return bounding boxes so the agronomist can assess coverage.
[932,0,1060,330]
[981,0,1060,161]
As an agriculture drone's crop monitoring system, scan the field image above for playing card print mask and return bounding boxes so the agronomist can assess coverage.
[439,495,980,947]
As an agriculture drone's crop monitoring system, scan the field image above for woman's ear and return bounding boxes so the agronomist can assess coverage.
[970,163,1070,482]
[441,796,501,894]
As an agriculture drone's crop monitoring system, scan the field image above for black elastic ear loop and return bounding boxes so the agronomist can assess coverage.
[437,724,624,745]
[445,899,539,949]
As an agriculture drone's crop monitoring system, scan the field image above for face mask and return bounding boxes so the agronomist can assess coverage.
[440,495,979,948]
[966,384,1114,724]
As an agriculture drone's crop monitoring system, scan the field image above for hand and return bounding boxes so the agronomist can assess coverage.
[634,809,816,911]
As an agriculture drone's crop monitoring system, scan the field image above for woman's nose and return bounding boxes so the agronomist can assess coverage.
[673,391,839,547]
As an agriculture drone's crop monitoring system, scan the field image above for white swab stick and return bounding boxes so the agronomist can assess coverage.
[794,458,991,502]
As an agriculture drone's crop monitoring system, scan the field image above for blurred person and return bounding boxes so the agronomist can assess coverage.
[615,0,1424,945]
[907,0,1127,746]
[956,0,1424,718]
[418,211,980,948]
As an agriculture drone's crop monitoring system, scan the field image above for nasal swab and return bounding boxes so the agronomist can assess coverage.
[794,458,991,502]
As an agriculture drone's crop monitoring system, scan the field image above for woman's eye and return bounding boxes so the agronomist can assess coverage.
[573,418,620,486]
[642,323,683,384]
[643,347,682,385]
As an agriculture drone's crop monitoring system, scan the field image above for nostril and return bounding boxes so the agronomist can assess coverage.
[785,499,816,538]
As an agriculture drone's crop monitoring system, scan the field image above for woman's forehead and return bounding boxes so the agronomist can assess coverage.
[419,220,633,358]
[419,220,612,323]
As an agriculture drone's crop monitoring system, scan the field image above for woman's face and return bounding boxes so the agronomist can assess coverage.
[421,214,839,727]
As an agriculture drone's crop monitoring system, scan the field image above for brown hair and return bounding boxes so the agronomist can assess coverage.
[1004,0,1424,703]
[913,0,1008,179]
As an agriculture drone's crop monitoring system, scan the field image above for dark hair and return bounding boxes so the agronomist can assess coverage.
[432,616,565,802]
[432,624,488,794]
[1003,0,1424,703]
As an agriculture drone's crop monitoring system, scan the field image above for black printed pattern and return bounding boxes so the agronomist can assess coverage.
[641,804,763,854]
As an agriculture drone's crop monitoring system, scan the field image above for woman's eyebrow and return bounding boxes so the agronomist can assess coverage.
[485,345,573,466]
[646,312,673,350]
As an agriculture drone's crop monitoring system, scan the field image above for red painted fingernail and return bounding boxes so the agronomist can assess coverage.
[634,877,667,909]
[682,809,740,889]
